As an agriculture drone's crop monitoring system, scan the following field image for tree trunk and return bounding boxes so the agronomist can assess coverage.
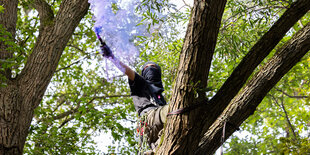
[157,0,227,154]
[0,0,20,153]
[158,0,310,154]
[0,85,25,154]
[0,0,89,154]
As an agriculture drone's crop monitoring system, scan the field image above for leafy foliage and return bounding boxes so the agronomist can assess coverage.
[4,0,308,154]
[0,5,4,13]
[18,0,186,154]
[214,0,310,154]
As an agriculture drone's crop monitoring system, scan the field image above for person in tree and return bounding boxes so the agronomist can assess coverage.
[100,43,169,153]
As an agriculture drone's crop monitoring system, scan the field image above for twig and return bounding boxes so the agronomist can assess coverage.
[280,91,298,139]
[270,93,297,139]
[275,88,308,99]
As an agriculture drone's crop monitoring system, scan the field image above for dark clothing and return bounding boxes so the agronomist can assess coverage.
[141,62,166,106]
[129,72,158,116]
[129,71,169,152]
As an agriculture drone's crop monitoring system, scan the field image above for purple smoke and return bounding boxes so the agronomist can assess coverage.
[89,0,147,62]
[89,0,170,81]
[89,0,151,80]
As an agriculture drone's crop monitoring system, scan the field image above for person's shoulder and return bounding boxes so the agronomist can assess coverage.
[129,72,146,86]
[134,72,145,81]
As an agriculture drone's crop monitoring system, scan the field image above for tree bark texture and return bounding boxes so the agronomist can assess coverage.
[199,0,310,147]
[0,0,89,154]
[158,0,310,154]
[157,0,227,154]
[196,21,310,154]
[207,0,310,126]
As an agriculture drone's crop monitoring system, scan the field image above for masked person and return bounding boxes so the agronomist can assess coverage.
[100,43,169,154]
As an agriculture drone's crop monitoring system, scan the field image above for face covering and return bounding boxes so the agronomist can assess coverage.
[142,66,161,82]
[141,62,166,105]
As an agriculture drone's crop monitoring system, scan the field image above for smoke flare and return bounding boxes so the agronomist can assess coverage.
[89,0,147,63]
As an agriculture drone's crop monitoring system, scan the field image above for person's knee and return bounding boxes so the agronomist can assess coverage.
[159,105,169,124]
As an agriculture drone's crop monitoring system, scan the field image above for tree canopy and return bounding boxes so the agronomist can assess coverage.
[0,0,309,154]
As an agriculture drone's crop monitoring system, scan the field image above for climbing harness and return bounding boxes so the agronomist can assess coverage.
[136,115,150,154]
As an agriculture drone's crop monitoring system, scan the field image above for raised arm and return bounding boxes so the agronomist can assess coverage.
[110,57,135,81]
[100,43,135,81]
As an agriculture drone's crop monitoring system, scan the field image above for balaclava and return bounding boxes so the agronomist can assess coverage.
[141,62,166,105]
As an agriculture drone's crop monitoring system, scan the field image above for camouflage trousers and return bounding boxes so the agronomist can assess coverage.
[142,104,169,151]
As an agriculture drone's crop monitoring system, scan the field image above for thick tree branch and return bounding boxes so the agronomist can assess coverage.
[206,0,310,130]
[19,0,89,108]
[0,0,18,38]
[159,0,228,153]
[32,0,54,28]
[196,21,310,154]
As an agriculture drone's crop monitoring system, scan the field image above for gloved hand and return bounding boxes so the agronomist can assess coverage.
[100,44,114,59]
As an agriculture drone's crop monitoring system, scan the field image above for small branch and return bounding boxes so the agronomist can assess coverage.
[67,44,85,53]
[182,0,191,8]
[177,0,192,11]
[222,5,285,26]
[269,94,281,108]
[55,59,82,72]
[94,94,130,100]
[55,45,95,72]
[275,88,308,99]
[269,93,297,139]
[280,92,298,139]
[52,107,79,121]
[52,96,67,113]
[58,115,75,128]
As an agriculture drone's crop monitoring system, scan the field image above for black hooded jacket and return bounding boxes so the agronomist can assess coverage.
[128,62,167,116]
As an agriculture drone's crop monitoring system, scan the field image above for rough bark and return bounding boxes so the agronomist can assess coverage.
[157,0,227,154]
[0,85,22,154]
[207,0,310,124]
[0,0,89,154]
[196,21,310,154]
[158,0,310,154]
[198,0,310,146]
[0,1,19,153]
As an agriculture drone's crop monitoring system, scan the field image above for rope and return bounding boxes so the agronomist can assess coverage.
[167,100,207,116]
[166,100,241,155]
[220,121,240,155]
[220,121,227,155]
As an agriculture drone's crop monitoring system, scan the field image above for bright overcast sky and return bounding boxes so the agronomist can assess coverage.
[172,0,193,10]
